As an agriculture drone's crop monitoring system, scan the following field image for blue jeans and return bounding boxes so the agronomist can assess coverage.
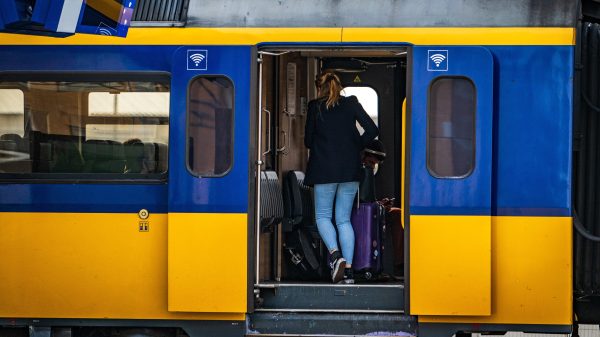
[314,181,359,265]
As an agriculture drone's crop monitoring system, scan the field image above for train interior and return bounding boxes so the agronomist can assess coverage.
[254,47,408,312]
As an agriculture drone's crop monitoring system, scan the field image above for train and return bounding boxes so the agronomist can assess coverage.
[0,0,598,337]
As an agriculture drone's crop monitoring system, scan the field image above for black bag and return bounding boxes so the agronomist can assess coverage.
[283,228,326,281]
[282,171,303,232]
[282,170,327,281]
[359,165,376,202]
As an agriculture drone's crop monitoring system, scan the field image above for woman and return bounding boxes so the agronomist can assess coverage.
[304,71,379,284]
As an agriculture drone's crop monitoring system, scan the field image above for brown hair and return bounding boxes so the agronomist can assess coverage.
[315,71,343,109]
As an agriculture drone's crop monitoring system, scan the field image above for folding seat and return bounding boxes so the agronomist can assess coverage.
[259,171,284,231]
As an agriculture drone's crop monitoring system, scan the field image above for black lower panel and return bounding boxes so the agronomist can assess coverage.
[418,323,572,337]
[0,319,245,337]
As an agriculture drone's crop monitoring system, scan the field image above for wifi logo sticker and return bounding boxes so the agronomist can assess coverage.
[427,50,448,71]
[98,28,112,36]
[95,23,116,37]
[187,50,208,70]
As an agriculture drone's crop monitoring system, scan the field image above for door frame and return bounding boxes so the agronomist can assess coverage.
[252,44,410,298]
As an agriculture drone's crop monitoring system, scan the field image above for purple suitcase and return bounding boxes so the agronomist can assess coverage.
[351,202,384,275]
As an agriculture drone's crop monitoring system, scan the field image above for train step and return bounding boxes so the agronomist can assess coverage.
[247,311,416,337]
[254,282,405,312]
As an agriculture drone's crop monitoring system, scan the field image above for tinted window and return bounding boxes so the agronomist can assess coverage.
[427,77,475,178]
[187,77,234,177]
[0,79,169,178]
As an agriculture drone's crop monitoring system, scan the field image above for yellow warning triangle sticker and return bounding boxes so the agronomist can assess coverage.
[353,75,361,83]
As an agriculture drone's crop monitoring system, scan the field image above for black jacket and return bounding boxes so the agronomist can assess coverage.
[304,96,379,186]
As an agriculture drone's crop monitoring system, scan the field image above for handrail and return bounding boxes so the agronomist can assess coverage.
[262,108,272,156]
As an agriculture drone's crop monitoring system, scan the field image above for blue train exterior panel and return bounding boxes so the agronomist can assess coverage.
[410,46,572,217]
[0,45,251,215]
[0,44,572,216]
[489,46,573,217]
[410,46,494,216]
[168,46,251,214]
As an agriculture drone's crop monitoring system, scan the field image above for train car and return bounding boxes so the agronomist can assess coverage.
[0,0,596,337]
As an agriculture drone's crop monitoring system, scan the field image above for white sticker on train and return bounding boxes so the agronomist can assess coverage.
[187,50,208,71]
[428,50,448,71]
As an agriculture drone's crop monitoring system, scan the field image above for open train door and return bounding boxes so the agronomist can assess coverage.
[167,46,254,314]
[408,46,494,316]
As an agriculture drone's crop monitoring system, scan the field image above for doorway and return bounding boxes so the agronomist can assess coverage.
[253,46,408,313]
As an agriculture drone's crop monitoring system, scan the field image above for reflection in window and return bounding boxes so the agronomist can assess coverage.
[187,77,234,177]
[89,92,169,117]
[0,79,169,177]
[427,77,475,178]
[341,86,378,134]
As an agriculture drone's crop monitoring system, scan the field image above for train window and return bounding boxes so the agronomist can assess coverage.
[342,86,379,134]
[187,76,234,177]
[0,78,170,179]
[427,77,475,178]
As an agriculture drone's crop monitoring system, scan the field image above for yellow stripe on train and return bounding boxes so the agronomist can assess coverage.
[0,27,575,46]
[0,211,572,325]
[411,215,572,325]
[0,212,247,320]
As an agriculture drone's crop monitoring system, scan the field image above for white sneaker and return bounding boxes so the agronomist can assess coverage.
[331,257,347,283]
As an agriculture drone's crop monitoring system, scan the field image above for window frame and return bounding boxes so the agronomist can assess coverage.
[426,75,477,179]
[0,72,171,184]
[185,75,236,178]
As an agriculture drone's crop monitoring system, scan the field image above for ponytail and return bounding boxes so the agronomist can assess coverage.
[316,71,343,109]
